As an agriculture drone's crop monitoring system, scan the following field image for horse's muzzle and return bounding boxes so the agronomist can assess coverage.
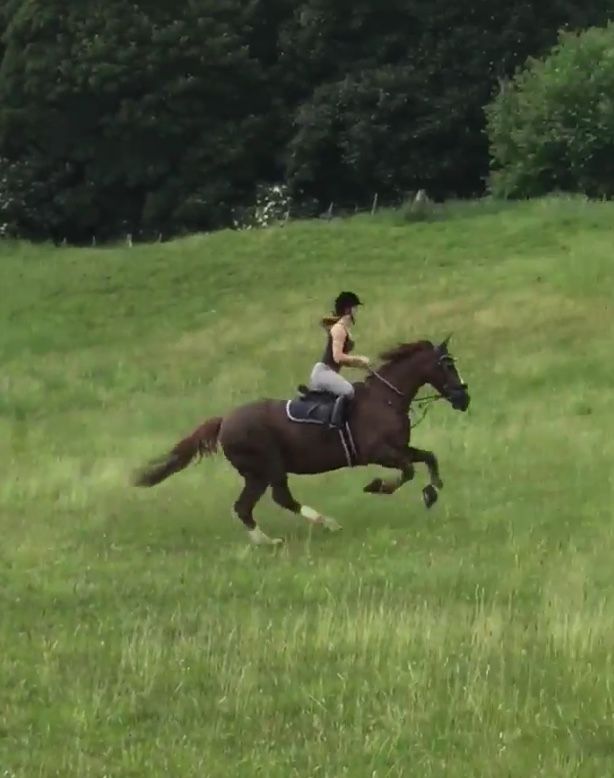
[448,386,470,412]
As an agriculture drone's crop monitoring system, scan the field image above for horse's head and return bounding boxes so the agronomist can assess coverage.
[426,335,470,412]
[374,336,470,411]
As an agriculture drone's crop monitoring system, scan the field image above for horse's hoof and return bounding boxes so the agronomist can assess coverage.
[422,485,438,509]
[322,517,343,532]
[248,527,284,546]
[364,478,384,494]
[433,477,444,489]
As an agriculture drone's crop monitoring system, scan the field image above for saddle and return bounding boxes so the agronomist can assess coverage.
[286,385,338,426]
[285,385,357,466]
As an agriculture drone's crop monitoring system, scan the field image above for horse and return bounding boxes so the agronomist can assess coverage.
[133,336,470,544]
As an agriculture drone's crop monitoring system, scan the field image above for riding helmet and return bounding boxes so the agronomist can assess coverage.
[334,291,363,315]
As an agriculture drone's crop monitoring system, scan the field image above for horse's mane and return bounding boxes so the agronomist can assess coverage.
[377,340,433,368]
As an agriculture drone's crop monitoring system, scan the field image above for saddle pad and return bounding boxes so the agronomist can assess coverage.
[285,396,358,467]
[286,397,334,425]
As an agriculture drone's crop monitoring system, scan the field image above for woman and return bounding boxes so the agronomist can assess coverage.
[308,291,371,429]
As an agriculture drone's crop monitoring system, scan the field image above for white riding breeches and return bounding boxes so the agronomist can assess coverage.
[308,362,355,399]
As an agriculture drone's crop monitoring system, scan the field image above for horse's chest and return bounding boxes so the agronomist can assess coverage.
[360,406,409,448]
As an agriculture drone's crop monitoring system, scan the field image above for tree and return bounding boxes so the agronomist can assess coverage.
[0,0,269,241]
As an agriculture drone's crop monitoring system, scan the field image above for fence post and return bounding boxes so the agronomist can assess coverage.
[371,193,379,215]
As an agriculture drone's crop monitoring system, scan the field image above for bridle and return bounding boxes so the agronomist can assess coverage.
[368,350,466,428]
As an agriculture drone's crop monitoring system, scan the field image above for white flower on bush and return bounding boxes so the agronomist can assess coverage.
[234,183,291,230]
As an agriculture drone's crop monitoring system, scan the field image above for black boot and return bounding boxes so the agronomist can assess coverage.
[329,395,349,429]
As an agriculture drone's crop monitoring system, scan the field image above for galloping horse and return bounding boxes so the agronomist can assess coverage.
[134,336,470,544]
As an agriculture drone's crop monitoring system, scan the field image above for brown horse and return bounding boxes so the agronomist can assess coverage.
[134,336,470,544]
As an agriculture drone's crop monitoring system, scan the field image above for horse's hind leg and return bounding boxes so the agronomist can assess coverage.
[271,476,342,533]
[233,475,282,546]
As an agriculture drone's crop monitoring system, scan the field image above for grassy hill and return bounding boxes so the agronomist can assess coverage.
[1,197,613,776]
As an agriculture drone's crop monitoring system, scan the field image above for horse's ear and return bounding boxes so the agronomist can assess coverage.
[438,333,452,352]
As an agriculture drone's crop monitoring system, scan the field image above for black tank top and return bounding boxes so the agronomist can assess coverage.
[321,327,354,372]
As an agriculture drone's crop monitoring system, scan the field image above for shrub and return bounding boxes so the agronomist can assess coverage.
[486,23,614,199]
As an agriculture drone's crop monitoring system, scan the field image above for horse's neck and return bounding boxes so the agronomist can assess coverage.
[375,362,426,406]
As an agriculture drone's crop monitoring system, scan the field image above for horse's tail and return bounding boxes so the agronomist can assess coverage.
[133,416,223,488]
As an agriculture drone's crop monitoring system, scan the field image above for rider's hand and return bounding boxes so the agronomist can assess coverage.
[357,355,371,369]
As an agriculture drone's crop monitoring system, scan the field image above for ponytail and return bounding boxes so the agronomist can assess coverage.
[321,315,340,329]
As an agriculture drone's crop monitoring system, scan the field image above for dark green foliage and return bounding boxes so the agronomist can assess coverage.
[486,23,614,199]
[0,0,613,241]
[282,0,614,206]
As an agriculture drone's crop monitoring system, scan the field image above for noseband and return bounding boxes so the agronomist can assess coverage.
[438,353,469,407]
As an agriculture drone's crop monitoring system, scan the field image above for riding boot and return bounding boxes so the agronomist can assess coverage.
[329,395,349,429]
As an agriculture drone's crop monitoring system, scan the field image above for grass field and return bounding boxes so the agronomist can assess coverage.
[1,197,613,776]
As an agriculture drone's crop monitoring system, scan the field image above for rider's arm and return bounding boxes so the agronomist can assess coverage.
[331,322,369,368]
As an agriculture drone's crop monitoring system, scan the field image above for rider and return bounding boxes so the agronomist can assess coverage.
[308,291,371,429]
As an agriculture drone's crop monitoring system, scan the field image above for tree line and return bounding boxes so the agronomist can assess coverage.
[0,0,612,243]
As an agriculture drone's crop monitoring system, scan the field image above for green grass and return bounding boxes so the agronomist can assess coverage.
[1,196,613,776]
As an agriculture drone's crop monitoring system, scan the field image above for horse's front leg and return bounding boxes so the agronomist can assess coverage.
[363,445,443,509]
[407,446,443,490]
[407,445,442,509]
[363,447,415,495]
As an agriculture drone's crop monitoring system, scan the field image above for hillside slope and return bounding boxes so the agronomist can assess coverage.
[1,197,613,776]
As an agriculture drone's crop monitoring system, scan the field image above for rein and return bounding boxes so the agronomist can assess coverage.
[368,368,444,427]
[409,395,442,428]
[368,368,404,397]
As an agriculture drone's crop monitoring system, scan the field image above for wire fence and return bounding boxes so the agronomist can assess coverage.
[0,188,435,248]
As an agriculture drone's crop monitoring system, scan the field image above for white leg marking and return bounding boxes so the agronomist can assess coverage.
[248,526,283,546]
[301,505,342,533]
[301,505,323,524]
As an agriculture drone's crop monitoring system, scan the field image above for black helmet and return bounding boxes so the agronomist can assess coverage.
[334,291,363,315]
